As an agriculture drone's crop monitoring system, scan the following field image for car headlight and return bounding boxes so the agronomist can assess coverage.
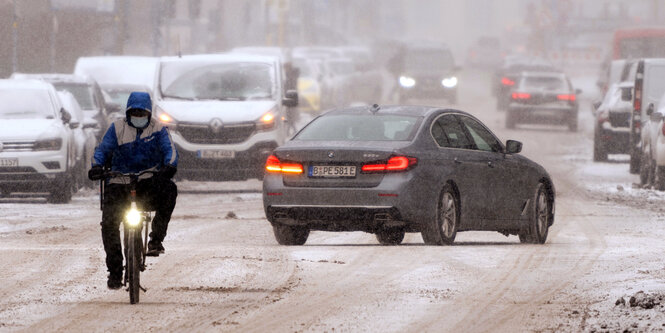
[155,106,177,129]
[399,76,416,88]
[441,76,458,88]
[33,137,63,151]
[125,203,142,227]
[257,108,276,131]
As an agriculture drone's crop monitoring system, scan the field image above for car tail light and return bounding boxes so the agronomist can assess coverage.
[661,122,665,137]
[362,156,417,173]
[557,94,576,101]
[501,77,515,86]
[511,92,531,100]
[265,155,303,174]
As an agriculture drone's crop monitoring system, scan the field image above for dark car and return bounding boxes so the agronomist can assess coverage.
[263,105,555,246]
[391,43,459,104]
[593,81,633,161]
[505,71,580,131]
[493,56,558,110]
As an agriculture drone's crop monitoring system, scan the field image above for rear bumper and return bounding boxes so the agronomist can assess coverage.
[597,124,630,153]
[508,105,577,124]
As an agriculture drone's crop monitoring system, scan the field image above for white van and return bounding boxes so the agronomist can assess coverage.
[625,59,665,187]
[154,53,298,181]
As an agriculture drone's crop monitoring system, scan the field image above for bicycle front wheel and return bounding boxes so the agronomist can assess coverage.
[127,228,141,304]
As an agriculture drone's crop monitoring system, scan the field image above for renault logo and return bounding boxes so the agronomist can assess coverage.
[209,118,223,134]
[328,151,334,158]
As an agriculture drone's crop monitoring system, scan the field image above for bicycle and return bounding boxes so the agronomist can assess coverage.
[100,170,156,304]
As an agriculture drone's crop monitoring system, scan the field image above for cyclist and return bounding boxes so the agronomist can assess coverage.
[88,92,178,289]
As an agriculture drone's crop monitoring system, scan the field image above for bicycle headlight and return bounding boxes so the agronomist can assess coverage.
[126,206,142,227]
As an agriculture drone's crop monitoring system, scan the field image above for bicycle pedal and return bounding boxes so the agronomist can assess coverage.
[139,285,147,292]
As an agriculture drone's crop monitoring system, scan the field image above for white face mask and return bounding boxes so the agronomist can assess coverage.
[130,116,149,128]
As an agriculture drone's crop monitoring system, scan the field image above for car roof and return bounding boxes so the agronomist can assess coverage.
[0,79,56,90]
[160,53,279,65]
[11,72,95,85]
[322,105,467,118]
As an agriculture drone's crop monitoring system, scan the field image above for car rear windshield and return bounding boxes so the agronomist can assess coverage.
[0,89,55,119]
[522,76,568,90]
[295,114,421,141]
[160,62,275,101]
[52,83,96,110]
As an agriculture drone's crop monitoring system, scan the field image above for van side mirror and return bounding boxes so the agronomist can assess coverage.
[621,87,632,101]
[505,140,522,154]
[283,89,298,107]
[575,88,583,95]
[60,108,72,124]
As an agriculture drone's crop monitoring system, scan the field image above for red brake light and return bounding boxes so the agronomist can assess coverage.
[265,155,303,174]
[511,92,531,100]
[501,77,515,86]
[557,94,576,101]
[362,156,417,173]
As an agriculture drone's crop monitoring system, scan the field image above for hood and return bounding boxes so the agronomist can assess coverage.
[157,100,278,124]
[0,118,64,141]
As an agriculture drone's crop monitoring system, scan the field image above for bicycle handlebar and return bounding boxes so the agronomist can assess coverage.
[103,170,159,179]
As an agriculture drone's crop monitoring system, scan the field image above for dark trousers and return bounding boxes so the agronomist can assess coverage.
[100,177,177,276]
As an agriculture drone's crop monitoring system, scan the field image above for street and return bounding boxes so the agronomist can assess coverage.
[2,68,665,332]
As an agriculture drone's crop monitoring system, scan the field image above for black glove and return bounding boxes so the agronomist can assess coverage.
[158,165,177,179]
[88,165,104,181]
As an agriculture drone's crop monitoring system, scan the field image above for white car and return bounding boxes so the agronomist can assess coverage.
[0,79,77,203]
[57,90,98,189]
[153,53,298,180]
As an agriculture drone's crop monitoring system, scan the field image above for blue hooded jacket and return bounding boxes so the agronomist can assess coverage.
[92,92,178,176]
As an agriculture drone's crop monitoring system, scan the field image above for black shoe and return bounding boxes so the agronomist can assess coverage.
[107,274,123,290]
[146,241,165,257]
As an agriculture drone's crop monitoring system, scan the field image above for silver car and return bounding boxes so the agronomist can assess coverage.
[263,105,555,246]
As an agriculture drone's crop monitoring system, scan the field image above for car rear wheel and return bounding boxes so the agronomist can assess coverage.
[629,149,641,174]
[639,152,653,186]
[375,229,405,245]
[519,183,550,244]
[272,224,309,245]
[654,166,665,191]
[421,185,458,245]
[593,127,608,162]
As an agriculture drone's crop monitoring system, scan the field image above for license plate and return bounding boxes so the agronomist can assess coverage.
[0,158,18,167]
[309,165,356,178]
[197,150,235,159]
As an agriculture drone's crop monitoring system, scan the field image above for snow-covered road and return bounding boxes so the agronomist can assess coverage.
[2,69,665,332]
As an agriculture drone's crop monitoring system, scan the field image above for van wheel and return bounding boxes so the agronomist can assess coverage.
[376,229,405,245]
[47,174,73,204]
[272,224,309,245]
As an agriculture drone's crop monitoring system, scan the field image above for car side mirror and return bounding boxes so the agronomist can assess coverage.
[575,88,583,95]
[60,108,72,124]
[69,121,80,129]
[283,89,298,107]
[592,100,602,111]
[505,140,522,154]
[621,87,632,101]
[646,103,655,116]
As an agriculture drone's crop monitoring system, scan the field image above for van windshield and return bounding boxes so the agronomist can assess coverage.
[160,62,275,101]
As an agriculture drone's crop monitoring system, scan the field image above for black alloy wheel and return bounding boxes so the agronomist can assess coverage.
[421,185,458,245]
[273,224,309,245]
[519,183,550,244]
[376,229,405,245]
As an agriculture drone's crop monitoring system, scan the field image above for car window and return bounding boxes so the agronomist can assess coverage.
[522,76,568,90]
[52,83,95,110]
[431,114,473,149]
[295,114,420,141]
[458,116,503,153]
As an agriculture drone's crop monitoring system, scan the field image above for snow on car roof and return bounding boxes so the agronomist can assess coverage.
[74,56,159,87]
[160,53,279,65]
[11,72,94,85]
[0,79,57,90]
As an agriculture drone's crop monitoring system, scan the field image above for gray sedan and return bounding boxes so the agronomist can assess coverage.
[263,105,555,245]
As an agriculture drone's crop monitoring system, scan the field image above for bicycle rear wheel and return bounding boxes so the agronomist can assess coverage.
[127,228,141,304]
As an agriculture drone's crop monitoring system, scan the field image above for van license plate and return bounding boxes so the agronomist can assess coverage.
[309,165,356,178]
[0,158,18,167]
[197,150,235,159]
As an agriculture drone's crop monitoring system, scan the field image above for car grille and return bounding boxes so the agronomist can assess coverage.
[609,112,630,128]
[177,123,256,144]
[1,141,35,151]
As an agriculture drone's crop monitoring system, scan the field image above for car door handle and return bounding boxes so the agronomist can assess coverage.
[454,157,462,164]
[487,161,494,168]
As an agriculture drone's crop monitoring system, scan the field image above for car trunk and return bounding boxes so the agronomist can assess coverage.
[274,144,400,188]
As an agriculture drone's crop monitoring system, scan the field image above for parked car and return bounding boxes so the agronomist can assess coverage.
[392,43,459,104]
[57,90,98,189]
[0,79,77,203]
[10,73,112,141]
[626,59,665,175]
[505,71,580,131]
[263,105,555,246]
[593,81,634,161]
[154,53,298,180]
